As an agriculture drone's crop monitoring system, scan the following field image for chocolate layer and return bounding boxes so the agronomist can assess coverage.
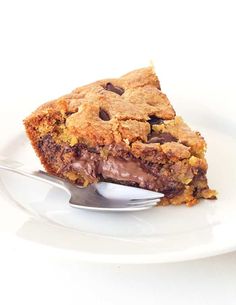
[72,155,157,189]
[38,135,206,198]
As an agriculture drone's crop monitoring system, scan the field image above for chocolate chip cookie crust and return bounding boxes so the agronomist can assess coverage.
[24,67,216,206]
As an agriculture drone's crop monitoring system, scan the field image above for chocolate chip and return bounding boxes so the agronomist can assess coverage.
[37,134,62,155]
[75,148,81,158]
[87,147,98,153]
[73,143,88,158]
[147,116,163,126]
[147,132,177,144]
[55,119,62,125]
[65,111,74,117]
[162,186,184,198]
[192,187,198,197]
[99,108,110,121]
[104,82,124,95]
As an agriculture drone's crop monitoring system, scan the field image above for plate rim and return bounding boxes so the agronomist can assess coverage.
[0,112,236,264]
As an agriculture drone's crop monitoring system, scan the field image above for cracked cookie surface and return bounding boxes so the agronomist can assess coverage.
[24,67,216,206]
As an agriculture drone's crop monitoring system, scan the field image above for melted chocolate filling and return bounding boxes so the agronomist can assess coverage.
[72,153,158,190]
[38,135,193,198]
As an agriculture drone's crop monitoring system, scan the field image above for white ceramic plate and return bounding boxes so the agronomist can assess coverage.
[0,103,236,264]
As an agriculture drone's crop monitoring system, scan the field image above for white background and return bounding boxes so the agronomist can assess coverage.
[0,0,236,304]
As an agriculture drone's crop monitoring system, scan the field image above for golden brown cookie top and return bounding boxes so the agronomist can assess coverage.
[25,67,205,158]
